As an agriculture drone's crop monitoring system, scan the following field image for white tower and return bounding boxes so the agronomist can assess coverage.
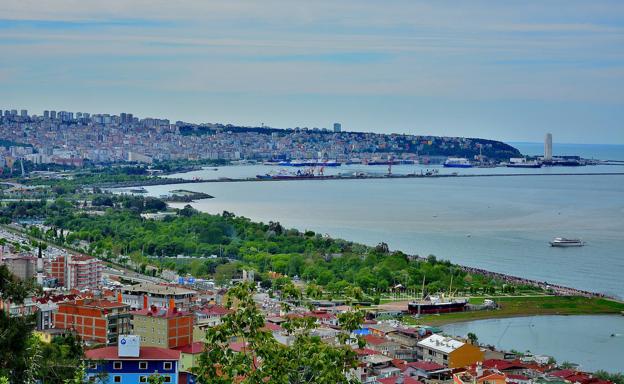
[544,133,553,161]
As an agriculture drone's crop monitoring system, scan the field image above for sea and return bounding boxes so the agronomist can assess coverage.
[442,315,624,373]
[136,143,624,370]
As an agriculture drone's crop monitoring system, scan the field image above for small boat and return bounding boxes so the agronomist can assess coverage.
[550,237,585,247]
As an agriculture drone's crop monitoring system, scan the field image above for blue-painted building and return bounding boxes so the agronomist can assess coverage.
[85,346,180,384]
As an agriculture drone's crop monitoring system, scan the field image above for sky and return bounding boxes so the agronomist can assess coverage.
[1,1,623,144]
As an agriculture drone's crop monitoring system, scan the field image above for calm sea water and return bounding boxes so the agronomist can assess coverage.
[145,174,624,298]
[442,315,624,373]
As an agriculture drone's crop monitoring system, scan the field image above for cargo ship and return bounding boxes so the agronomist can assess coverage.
[443,158,472,168]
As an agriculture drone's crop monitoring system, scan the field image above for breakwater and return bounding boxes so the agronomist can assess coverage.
[102,171,624,188]
[457,265,615,300]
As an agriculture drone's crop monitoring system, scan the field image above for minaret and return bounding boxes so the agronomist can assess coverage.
[36,244,45,285]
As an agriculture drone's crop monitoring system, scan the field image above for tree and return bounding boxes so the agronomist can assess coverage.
[467,332,478,345]
[0,265,39,382]
[194,283,362,384]
[147,374,165,384]
[560,361,576,369]
[594,371,624,384]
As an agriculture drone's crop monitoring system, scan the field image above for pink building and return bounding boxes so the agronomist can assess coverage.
[51,255,102,290]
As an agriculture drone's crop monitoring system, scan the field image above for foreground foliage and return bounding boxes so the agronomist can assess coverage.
[195,283,363,384]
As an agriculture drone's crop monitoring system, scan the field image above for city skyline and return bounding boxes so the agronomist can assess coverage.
[1,1,623,144]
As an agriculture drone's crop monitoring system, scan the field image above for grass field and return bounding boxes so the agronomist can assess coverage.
[405,296,624,326]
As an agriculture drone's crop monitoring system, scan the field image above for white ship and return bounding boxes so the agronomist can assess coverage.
[550,237,585,247]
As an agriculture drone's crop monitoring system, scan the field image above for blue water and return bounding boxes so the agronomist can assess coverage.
[442,315,624,373]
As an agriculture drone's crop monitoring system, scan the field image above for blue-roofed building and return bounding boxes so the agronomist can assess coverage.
[85,346,181,384]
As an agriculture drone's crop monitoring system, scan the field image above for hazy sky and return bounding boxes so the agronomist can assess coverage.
[1,1,623,143]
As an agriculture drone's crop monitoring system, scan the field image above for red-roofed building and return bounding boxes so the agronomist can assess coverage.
[404,360,450,380]
[379,376,424,384]
[173,342,205,373]
[54,299,131,345]
[364,335,401,356]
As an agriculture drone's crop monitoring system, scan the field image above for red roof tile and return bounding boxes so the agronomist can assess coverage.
[378,377,423,384]
[550,370,579,379]
[355,348,382,356]
[199,305,230,316]
[364,334,389,345]
[406,361,446,371]
[482,359,524,371]
[262,322,283,332]
[85,346,180,361]
[173,342,205,354]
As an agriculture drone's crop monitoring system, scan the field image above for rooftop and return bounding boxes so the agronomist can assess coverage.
[417,334,464,354]
[122,283,196,296]
[132,306,191,318]
[85,346,180,361]
[378,376,423,384]
[59,299,129,310]
[173,342,205,354]
[406,361,446,372]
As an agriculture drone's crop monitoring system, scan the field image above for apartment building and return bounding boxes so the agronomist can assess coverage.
[51,255,103,290]
[132,303,193,349]
[54,299,131,345]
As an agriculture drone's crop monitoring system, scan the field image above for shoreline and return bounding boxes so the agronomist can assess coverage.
[430,311,621,327]
[405,296,624,326]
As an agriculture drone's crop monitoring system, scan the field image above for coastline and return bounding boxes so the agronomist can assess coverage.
[411,296,624,326]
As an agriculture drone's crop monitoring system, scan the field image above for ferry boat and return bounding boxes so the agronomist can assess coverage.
[507,158,542,168]
[443,157,472,168]
[550,237,585,247]
[408,296,468,315]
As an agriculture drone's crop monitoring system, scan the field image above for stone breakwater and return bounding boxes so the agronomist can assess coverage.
[458,265,614,299]
[408,255,616,300]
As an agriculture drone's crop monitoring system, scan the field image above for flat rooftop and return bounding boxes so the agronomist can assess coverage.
[122,282,196,296]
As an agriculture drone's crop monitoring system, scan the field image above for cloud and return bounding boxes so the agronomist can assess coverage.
[1,1,623,141]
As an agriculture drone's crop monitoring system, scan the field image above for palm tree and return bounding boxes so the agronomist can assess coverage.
[467,332,478,345]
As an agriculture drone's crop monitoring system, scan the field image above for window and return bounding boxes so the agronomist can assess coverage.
[163,362,173,370]
[139,376,147,383]
[164,376,172,383]
[113,376,121,383]
[88,362,97,369]
[139,362,148,370]
[113,362,122,370]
